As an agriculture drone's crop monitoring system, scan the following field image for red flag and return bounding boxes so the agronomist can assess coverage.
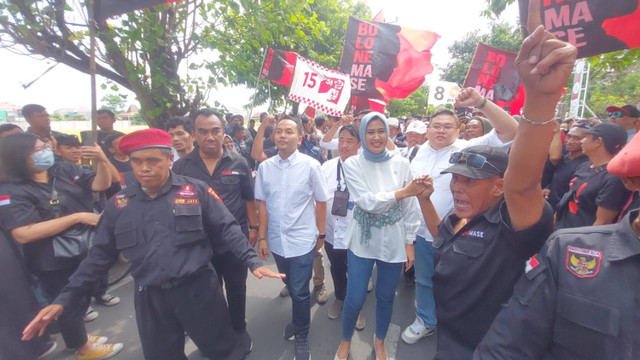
[372,10,385,22]
[463,43,520,103]
[260,48,298,87]
[347,96,386,115]
[339,17,439,100]
[520,0,640,58]
[304,106,316,118]
[95,0,182,23]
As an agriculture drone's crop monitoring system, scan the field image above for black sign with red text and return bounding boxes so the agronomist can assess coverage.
[339,17,439,100]
[463,43,521,103]
[520,0,640,58]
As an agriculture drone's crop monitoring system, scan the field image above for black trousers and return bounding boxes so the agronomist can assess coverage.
[0,233,52,360]
[324,241,348,301]
[35,265,89,349]
[212,251,248,333]
[135,268,241,360]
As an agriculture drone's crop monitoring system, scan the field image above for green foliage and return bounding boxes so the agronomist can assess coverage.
[586,65,640,118]
[100,93,128,113]
[0,0,369,128]
[387,85,438,117]
[49,112,64,121]
[440,21,521,85]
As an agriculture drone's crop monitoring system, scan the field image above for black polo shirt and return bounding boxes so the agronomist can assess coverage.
[542,154,589,209]
[172,148,254,245]
[555,162,631,230]
[53,173,262,307]
[0,162,95,271]
[432,200,554,359]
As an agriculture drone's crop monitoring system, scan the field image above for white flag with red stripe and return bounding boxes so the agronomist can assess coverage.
[288,55,351,117]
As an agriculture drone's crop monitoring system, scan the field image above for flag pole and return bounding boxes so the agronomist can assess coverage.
[88,0,98,145]
[247,48,268,121]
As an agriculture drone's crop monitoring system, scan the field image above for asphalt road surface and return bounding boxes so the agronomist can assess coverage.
[44,252,437,359]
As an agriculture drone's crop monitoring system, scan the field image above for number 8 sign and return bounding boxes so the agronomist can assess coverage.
[429,81,461,105]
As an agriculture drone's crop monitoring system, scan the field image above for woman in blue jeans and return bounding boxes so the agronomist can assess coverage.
[334,112,422,360]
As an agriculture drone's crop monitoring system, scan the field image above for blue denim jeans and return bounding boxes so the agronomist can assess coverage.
[273,249,315,336]
[342,250,403,341]
[414,235,437,327]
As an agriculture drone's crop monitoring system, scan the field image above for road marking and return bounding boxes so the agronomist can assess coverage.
[386,323,401,359]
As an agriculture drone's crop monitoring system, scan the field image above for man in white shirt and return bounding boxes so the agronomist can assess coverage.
[320,124,361,320]
[255,115,330,360]
[402,121,428,161]
[402,87,519,344]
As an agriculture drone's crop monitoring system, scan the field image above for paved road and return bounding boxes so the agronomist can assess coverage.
[46,252,437,359]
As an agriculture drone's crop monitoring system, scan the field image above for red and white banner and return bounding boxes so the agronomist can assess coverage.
[288,56,351,117]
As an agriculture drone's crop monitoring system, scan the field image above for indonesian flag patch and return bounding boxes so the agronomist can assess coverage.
[0,195,10,206]
[525,254,539,273]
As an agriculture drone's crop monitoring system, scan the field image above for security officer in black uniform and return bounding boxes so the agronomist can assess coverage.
[22,128,284,360]
[412,13,578,359]
[474,132,640,360]
[172,109,259,351]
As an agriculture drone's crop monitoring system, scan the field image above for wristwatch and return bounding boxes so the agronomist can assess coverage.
[318,234,326,239]
[249,225,259,231]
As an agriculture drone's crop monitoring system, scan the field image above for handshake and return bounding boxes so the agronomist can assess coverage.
[405,175,435,201]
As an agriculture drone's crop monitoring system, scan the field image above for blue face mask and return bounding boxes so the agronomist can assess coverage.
[31,149,55,170]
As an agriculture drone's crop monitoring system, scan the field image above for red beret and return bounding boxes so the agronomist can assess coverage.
[608,132,640,178]
[118,128,171,154]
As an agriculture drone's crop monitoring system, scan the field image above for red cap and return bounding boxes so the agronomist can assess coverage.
[607,132,640,178]
[118,128,171,154]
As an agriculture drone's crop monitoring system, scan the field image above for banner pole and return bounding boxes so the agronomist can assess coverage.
[88,0,97,145]
[248,48,268,120]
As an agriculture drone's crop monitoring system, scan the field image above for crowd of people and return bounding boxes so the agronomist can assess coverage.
[1,17,639,360]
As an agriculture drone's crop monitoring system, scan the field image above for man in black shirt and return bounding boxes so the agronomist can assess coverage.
[555,123,630,229]
[22,128,283,360]
[542,124,589,209]
[173,109,259,352]
[22,104,61,142]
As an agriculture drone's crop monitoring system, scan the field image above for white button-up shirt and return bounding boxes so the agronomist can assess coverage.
[254,150,330,258]
[321,157,353,250]
[410,129,510,242]
[342,153,420,263]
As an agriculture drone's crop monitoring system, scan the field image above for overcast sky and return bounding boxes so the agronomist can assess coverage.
[0,0,519,114]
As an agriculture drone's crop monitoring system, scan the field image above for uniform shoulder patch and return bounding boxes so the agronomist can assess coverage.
[0,195,10,206]
[524,254,546,279]
[565,245,602,278]
[115,194,129,209]
[207,187,223,202]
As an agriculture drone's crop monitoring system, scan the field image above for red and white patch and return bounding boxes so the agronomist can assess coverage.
[525,254,539,273]
[207,187,223,202]
[177,185,197,198]
[565,246,602,278]
[0,195,10,206]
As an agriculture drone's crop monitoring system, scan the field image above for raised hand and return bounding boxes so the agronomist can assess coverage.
[455,87,484,108]
[413,175,435,201]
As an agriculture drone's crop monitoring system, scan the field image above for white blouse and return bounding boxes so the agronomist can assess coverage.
[342,153,420,263]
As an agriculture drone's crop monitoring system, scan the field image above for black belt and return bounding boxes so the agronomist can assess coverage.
[155,268,211,290]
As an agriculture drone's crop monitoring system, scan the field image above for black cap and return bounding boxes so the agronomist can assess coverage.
[583,123,628,154]
[606,105,640,118]
[55,134,81,147]
[441,145,509,179]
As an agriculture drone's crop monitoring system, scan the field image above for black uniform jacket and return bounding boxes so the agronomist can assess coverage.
[54,173,262,307]
[474,210,640,360]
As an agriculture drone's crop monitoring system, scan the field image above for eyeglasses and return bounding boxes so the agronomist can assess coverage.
[608,112,623,118]
[429,125,457,132]
[449,152,503,175]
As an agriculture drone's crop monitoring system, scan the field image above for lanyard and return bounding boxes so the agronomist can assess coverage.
[336,160,348,192]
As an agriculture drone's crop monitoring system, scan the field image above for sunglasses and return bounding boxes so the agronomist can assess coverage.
[608,112,623,118]
[449,152,503,175]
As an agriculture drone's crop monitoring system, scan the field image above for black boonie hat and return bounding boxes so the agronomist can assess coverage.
[441,145,508,179]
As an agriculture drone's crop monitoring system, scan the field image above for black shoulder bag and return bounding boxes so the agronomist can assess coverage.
[50,176,96,258]
[331,161,350,217]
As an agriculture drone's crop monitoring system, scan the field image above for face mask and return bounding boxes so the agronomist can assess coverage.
[31,149,55,170]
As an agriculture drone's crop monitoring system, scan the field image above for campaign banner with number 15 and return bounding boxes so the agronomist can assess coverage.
[288,55,351,117]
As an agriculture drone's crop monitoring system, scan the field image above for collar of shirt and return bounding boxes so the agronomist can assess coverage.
[606,209,640,261]
[185,146,231,174]
[276,149,299,169]
[444,198,504,234]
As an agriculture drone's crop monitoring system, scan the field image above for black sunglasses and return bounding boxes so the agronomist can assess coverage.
[449,152,503,175]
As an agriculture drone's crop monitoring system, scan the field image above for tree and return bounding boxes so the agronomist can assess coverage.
[100,92,128,113]
[0,0,368,128]
[386,85,433,117]
[439,21,521,85]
